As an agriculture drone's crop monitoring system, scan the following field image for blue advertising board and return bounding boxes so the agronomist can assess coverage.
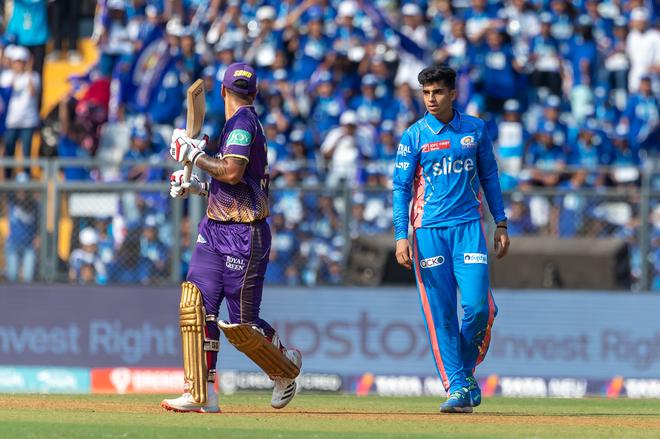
[1,284,660,381]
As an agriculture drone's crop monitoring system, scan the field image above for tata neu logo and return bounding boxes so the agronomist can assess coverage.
[92,368,184,394]
[422,140,450,153]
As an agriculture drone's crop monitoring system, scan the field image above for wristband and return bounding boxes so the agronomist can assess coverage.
[191,150,205,165]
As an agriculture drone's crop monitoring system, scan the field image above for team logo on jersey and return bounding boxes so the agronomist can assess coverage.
[422,140,450,153]
[420,255,444,268]
[464,253,487,264]
[460,136,478,149]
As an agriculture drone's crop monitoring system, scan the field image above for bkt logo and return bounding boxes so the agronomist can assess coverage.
[464,253,487,264]
[395,161,410,170]
[432,157,474,176]
[397,144,411,157]
[420,256,444,268]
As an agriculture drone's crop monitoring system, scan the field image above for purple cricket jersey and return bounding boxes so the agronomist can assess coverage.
[207,105,270,223]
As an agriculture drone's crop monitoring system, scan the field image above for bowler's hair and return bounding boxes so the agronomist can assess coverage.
[418,66,456,90]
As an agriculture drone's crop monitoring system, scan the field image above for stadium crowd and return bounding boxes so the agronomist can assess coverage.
[0,0,658,288]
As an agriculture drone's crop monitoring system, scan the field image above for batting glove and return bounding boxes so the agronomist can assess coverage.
[169,128,208,165]
[170,170,209,199]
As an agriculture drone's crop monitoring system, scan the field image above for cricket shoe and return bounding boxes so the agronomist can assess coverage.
[161,383,220,413]
[271,349,302,409]
[440,387,473,413]
[466,376,481,407]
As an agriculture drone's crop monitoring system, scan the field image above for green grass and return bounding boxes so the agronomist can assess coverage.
[1,393,660,438]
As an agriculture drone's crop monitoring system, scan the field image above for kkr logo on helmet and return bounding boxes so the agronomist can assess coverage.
[461,135,478,149]
[420,255,444,268]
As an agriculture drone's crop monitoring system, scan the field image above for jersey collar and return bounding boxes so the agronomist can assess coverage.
[424,109,461,134]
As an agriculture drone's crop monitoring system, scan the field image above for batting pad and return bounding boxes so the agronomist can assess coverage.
[218,321,300,380]
[179,281,217,404]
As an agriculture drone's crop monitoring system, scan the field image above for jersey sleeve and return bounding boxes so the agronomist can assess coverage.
[476,122,507,224]
[224,118,255,161]
[392,129,418,241]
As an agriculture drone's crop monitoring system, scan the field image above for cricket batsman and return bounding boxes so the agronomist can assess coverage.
[392,66,510,413]
[161,62,302,413]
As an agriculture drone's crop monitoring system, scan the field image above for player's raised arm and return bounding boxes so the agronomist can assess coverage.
[392,129,418,269]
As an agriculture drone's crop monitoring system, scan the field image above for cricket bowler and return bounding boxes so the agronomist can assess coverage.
[162,62,302,413]
[392,66,510,413]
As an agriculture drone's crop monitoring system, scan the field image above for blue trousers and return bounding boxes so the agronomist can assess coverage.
[412,219,497,393]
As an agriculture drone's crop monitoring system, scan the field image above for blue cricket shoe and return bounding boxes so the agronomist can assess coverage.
[440,387,473,413]
[466,376,481,407]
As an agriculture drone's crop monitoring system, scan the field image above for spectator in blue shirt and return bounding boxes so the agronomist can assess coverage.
[568,17,599,87]
[245,5,284,76]
[308,71,345,144]
[621,75,658,151]
[482,27,523,115]
[602,17,630,99]
[350,74,386,126]
[4,174,38,282]
[530,13,565,97]
[496,99,528,190]
[526,125,569,187]
[138,215,169,283]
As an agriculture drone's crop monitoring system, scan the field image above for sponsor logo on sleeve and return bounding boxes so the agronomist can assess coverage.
[420,255,444,268]
[421,140,450,153]
[226,129,253,147]
[395,161,410,170]
[460,135,478,149]
[464,253,487,264]
[397,144,412,157]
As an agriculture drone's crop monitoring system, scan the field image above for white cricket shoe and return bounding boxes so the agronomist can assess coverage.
[271,349,302,409]
[161,382,220,413]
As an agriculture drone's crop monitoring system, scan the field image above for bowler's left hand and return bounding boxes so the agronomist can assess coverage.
[494,227,510,259]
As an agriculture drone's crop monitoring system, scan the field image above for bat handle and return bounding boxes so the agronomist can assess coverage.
[183,162,193,184]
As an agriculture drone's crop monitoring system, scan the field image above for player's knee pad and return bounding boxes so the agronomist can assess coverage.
[179,281,219,404]
[217,321,299,380]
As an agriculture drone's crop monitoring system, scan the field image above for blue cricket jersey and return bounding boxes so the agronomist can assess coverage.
[392,109,507,241]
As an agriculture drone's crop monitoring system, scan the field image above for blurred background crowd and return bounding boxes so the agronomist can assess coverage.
[0,0,657,289]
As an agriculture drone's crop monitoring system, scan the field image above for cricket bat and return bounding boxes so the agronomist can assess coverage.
[183,79,206,183]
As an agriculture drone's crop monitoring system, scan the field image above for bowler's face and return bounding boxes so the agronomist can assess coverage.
[422,81,456,117]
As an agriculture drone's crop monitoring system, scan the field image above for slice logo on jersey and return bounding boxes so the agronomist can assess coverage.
[464,253,487,264]
[431,157,474,176]
[460,135,478,149]
[196,234,207,244]
[422,140,450,153]
[420,255,445,268]
[226,256,246,271]
[226,129,253,147]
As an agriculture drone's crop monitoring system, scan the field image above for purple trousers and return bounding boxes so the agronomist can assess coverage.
[186,217,275,371]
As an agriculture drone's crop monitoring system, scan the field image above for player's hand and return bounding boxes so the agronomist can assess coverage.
[395,238,413,270]
[169,128,208,164]
[170,170,208,198]
[494,226,510,259]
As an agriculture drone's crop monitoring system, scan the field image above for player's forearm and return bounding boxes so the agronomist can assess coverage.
[194,155,244,185]
[392,188,412,241]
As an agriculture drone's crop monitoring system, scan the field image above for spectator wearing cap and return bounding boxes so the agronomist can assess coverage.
[540,95,569,147]
[180,28,203,86]
[350,74,386,126]
[464,0,495,45]
[138,215,168,283]
[4,173,38,283]
[122,119,160,181]
[0,46,40,178]
[375,120,398,161]
[308,71,346,144]
[482,26,523,116]
[626,7,660,93]
[69,227,108,285]
[433,19,469,71]
[263,114,288,164]
[395,3,429,89]
[548,0,576,52]
[206,1,246,58]
[567,16,598,88]
[569,118,614,187]
[525,122,570,187]
[320,110,374,187]
[94,0,133,77]
[269,68,303,124]
[5,0,48,80]
[620,75,659,151]
[529,12,564,97]
[496,99,527,190]
[603,16,631,100]
[244,5,284,75]
[332,1,366,55]
[498,0,540,42]
[212,40,238,82]
[290,5,331,83]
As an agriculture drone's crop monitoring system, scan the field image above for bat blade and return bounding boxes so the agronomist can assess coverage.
[183,79,206,183]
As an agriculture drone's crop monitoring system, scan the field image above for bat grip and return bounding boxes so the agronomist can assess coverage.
[183,162,193,184]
